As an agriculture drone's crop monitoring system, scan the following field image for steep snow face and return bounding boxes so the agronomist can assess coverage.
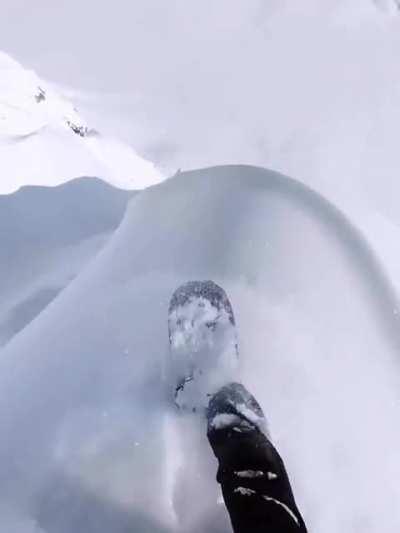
[0,51,162,192]
[0,50,87,138]
[0,166,398,533]
[23,0,399,220]
[0,177,133,347]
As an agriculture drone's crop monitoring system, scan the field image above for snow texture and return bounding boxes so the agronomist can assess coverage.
[233,403,267,434]
[0,177,133,347]
[5,0,400,241]
[234,470,266,479]
[168,281,239,411]
[0,51,162,192]
[0,165,399,533]
[210,414,243,430]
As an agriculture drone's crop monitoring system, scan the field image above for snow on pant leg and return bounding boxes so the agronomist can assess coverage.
[206,383,308,533]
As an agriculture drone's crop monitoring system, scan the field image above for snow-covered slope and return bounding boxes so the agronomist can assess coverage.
[46,0,400,224]
[0,177,134,346]
[0,51,162,192]
[0,166,398,533]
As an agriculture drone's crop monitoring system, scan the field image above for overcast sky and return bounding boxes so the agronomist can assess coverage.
[2,0,400,209]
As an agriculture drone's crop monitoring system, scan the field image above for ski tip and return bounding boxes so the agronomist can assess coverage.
[167,280,239,412]
[168,280,235,325]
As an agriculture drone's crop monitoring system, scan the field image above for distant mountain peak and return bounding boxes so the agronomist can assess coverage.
[34,86,46,103]
[0,51,163,193]
[0,51,90,138]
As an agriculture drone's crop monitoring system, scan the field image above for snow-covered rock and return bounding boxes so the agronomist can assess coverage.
[0,51,162,192]
[0,165,398,533]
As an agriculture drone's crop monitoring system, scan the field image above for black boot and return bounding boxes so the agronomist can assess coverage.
[207,383,307,533]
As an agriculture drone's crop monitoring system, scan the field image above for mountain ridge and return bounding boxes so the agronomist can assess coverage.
[0,51,162,193]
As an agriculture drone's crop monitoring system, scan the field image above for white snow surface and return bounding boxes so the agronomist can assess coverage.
[169,296,238,411]
[233,402,268,435]
[0,165,400,533]
[233,487,256,497]
[235,470,266,479]
[0,51,162,192]
[210,414,243,431]
[0,177,133,347]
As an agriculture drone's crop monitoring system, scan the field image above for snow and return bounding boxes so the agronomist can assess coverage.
[10,0,399,226]
[233,403,268,435]
[235,470,266,479]
[1,3,400,533]
[210,414,242,430]
[233,487,256,497]
[0,177,133,346]
[0,51,163,192]
[0,165,399,532]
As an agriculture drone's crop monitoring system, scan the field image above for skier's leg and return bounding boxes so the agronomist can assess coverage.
[207,383,308,533]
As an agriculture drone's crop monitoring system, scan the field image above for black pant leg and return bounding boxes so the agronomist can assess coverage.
[207,384,307,533]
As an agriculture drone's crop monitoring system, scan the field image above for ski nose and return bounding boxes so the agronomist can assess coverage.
[168,280,236,325]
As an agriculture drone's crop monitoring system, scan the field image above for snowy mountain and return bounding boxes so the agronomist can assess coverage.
[0,51,162,192]
[0,177,134,346]
[1,4,400,532]
[41,0,400,226]
[0,166,398,533]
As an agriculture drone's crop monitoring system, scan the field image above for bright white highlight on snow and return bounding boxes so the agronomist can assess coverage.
[0,51,163,193]
[233,402,268,435]
[210,413,242,430]
[235,470,266,479]
[234,487,256,496]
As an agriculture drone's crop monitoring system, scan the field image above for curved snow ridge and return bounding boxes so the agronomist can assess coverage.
[0,51,86,138]
[234,470,269,479]
[0,177,134,347]
[113,165,400,350]
[0,165,399,533]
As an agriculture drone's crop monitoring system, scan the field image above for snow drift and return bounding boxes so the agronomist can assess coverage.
[0,177,133,346]
[0,165,399,533]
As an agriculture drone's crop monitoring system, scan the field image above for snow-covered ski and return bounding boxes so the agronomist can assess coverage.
[168,280,239,411]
